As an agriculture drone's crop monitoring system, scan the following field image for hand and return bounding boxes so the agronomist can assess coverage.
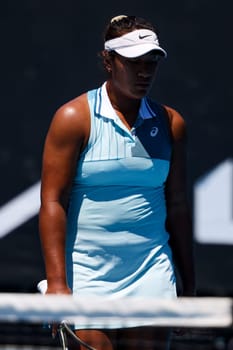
[38,279,72,295]
[46,281,72,295]
[45,283,72,339]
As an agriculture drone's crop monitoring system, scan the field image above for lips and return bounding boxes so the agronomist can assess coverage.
[135,80,151,88]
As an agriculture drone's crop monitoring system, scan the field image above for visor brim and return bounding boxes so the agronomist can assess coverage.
[115,44,167,58]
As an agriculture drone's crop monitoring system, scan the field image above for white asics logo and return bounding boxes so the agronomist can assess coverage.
[150,126,158,137]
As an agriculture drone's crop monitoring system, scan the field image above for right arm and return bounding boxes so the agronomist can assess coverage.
[39,95,89,294]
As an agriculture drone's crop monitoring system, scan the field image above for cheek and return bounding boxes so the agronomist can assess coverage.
[121,66,137,82]
[114,66,131,83]
[114,60,132,78]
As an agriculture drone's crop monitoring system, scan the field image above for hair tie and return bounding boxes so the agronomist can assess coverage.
[110,15,128,24]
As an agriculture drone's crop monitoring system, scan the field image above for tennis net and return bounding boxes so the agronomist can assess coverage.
[1,293,233,349]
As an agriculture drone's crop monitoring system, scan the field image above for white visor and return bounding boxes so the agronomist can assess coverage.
[104,29,167,58]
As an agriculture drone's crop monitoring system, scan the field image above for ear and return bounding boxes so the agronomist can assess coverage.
[101,50,113,72]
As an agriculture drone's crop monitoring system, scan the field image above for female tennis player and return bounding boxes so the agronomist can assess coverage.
[39,15,195,350]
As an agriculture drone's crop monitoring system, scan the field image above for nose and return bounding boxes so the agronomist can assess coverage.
[137,62,156,78]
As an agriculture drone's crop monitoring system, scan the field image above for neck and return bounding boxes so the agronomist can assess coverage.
[106,81,141,128]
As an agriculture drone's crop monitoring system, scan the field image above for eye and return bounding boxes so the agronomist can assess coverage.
[150,55,161,63]
[127,58,139,64]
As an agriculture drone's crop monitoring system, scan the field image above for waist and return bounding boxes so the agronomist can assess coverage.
[67,184,168,243]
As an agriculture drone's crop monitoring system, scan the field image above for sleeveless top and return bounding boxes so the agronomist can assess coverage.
[66,83,176,307]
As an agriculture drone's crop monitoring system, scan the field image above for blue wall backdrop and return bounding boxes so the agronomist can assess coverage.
[0,0,232,295]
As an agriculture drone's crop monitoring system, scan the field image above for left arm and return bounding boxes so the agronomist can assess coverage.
[164,106,195,296]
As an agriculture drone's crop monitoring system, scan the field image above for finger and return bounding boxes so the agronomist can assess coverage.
[52,323,59,339]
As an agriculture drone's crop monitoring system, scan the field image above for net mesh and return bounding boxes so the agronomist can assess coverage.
[1,293,233,349]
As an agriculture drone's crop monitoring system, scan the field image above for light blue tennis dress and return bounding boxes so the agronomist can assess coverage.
[66,82,177,327]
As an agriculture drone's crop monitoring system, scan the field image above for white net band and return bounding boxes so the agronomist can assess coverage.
[1,294,232,329]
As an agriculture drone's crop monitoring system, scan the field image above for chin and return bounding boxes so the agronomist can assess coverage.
[132,87,150,99]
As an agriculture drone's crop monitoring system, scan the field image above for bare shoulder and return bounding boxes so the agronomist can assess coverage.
[52,93,89,129]
[48,93,89,143]
[163,105,187,142]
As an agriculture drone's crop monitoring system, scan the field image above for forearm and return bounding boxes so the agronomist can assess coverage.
[39,201,68,290]
[167,206,195,295]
